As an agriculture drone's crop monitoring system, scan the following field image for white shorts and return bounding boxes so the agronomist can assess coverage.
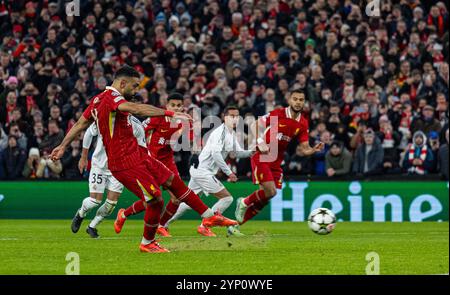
[88,167,124,194]
[188,167,225,196]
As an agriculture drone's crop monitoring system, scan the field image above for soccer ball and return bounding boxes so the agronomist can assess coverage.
[307,208,336,235]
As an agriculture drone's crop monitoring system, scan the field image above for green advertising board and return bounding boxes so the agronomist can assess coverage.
[0,181,448,221]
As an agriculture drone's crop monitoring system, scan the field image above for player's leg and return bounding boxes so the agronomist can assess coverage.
[241,180,276,224]
[163,177,200,229]
[87,175,123,238]
[112,166,169,253]
[151,157,237,228]
[235,161,278,225]
[156,192,180,237]
[71,168,104,233]
[158,161,182,236]
[195,175,233,237]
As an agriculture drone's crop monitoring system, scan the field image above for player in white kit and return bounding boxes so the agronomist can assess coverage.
[71,115,146,238]
[165,106,253,237]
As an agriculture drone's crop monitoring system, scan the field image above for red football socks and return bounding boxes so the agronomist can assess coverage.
[159,200,180,227]
[143,199,163,241]
[124,200,146,217]
[168,175,209,215]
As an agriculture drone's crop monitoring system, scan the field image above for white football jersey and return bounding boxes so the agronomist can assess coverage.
[195,123,252,176]
[83,115,146,171]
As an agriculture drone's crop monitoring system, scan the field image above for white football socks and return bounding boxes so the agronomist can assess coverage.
[79,197,101,218]
[89,200,117,228]
[211,196,233,214]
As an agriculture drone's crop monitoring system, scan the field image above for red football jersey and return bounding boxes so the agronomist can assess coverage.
[142,116,185,161]
[82,86,143,172]
[253,107,309,165]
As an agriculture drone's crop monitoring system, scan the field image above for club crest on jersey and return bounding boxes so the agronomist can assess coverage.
[93,97,99,104]
[111,91,120,97]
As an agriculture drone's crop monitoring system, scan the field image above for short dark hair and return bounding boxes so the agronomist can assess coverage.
[224,105,239,115]
[167,92,184,102]
[115,65,140,79]
[290,89,307,99]
[48,119,59,128]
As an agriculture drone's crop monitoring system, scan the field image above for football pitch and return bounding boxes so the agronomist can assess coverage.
[0,220,448,275]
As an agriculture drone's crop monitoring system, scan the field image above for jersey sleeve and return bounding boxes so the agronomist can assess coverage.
[82,102,94,120]
[142,117,159,132]
[298,118,310,143]
[82,124,97,149]
[109,94,127,111]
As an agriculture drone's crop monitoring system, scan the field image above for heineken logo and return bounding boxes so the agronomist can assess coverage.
[270,182,448,222]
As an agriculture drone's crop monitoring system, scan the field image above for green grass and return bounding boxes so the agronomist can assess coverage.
[0,220,448,275]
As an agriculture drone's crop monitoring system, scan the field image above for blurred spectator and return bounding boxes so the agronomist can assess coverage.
[8,122,27,150]
[402,131,434,175]
[438,129,449,180]
[286,145,312,176]
[0,124,7,151]
[325,141,352,177]
[377,115,401,174]
[411,105,442,135]
[39,120,64,154]
[428,131,441,173]
[352,129,384,176]
[22,147,41,179]
[0,0,447,179]
[35,156,63,179]
[312,130,331,176]
[0,135,26,179]
[61,140,82,179]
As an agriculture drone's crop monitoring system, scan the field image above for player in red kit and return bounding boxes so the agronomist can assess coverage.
[230,89,324,235]
[118,92,188,237]
[50,65,237,253]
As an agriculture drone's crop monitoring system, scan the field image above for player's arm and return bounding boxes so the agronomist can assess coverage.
[78,124,97,173]
[250,116,270,154]
[299,141,324,156]
[51,115,93,161]
[118,101,192,121]
[297,118,324,156]
[234,135,254,158]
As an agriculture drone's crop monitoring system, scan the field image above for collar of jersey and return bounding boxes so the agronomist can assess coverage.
[106,86,122,95]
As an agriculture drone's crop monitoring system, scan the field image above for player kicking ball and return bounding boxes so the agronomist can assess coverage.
[116,92,189,238]
[163,105,253,237]
[72,114,146,238]
[231,90,324,235]
[51,65,237,253]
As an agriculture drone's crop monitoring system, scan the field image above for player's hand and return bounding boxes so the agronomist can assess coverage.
[257,142,270,154]
[313,142,325,153]
[227,173,238,183]
[78,157,88,174]
[174,112,193,122]
[50,145,65,162]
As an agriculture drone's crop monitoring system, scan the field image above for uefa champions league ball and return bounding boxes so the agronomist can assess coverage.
[308,208,336,235]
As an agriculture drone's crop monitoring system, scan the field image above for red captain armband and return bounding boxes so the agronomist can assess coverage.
[164,110,175,117]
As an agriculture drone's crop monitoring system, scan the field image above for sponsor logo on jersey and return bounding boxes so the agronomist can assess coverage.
[276,133,292,142]
[114,96,124,103]
[160,129,169,133]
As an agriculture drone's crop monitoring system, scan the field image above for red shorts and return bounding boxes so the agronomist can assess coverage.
[251,156,284,189]
[159,157,180,176]
[112,157,173,202]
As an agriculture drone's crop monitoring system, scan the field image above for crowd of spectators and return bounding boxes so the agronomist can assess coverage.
[0,0,448,181]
